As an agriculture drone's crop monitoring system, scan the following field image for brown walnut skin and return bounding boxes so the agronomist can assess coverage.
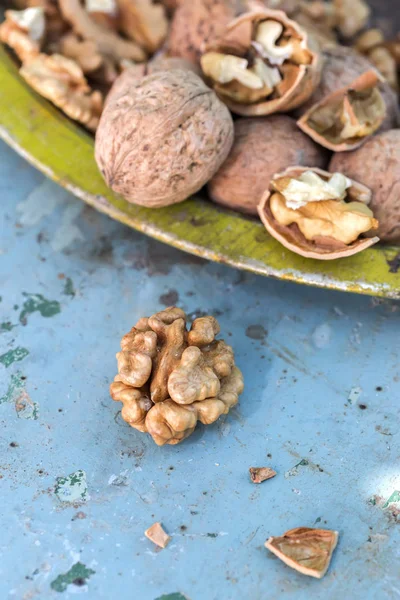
[167,0,238,65]
[95,69,234,208]
[208,116,329,216]
[329,130,400,244]
[298,46,399,133]
[105,57,202,107]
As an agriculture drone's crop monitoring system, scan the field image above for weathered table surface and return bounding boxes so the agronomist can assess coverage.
[1,139,399,600]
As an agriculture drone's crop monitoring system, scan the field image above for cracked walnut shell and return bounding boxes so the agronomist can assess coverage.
[265,527,339,579]
[258,166,379,260]
[110,308,243,446]
[201,9,322,116]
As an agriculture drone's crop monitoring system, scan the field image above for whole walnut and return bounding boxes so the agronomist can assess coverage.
[167,0,238,64]
[95,69,234,207]
[110,307,244,446]
[106,57,202,106]
[329,130,400,243]
[208,116,329,215]
[298,46,399,132]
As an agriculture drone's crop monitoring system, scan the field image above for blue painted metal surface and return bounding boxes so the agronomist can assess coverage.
[0,138,399,600]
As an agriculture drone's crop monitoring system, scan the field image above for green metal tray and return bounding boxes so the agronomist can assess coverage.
[0,45,399,298]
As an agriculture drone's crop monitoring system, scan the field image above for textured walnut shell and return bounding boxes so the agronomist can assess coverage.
[257,166,379,260]
[329,130,400,244]
[106,57,201,106]
[95,69,234,207]
[206,9,322,116]
[208,116,329,215]
[167,0,238,64]
[298,46,400,133]
[297,70,386,152]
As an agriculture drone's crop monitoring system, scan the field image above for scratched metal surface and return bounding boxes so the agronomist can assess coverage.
[1,138,400,600]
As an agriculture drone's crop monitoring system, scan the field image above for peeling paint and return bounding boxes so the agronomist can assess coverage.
[55,470,89,504]
[0,371,25,404]
[383,491,400,509]
[348,387,363,404]
[155,594,189,600]
[15,388,39,420]
[284,458,326,478]
[50,562,95,592]
[19,292,61,325]
[0,346,29,367]
[62,277,75,297]
[0,321,16,332]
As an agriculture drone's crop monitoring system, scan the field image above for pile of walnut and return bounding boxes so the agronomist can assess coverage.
[110,307,244,446]
[1,0,400,257]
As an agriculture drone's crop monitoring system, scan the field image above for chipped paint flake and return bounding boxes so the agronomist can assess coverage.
[19,292,61,325]
[285,459,310,478]
[155,594,189,600]
[0,371,25,404]
[15,389,39,420]
[50,562,95,592]
[17,179,68,226]
[62,277,75,297]
[312,323,332,349]
[0,346,29,367]
[55,470,90,504]
[0,321,16,332]
[1,369,39,418]
[51,202,84,252]
[383,491,400,509]
[348,386,362,404]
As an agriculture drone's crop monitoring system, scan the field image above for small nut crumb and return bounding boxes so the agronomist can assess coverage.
[249,467,277,484]
[265,527,339,579]
[145,522,171,549]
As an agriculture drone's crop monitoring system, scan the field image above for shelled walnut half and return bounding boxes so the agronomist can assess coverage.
[297,70,386,152]
[257,167,379,260]
[110,308,244,446]
[200,8,322,116]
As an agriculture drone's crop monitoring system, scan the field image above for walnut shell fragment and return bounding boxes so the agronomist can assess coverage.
[297,70,386,152]
[145,522,171,549]
[58,0,146,63]
[257,166,379,260]
[110,308,244,446]
[201,9,322,116]
[116,0,168,54]
[329,130,400,244]
[0,7,45,62]
[249,467,276,483]
[20,53,103,131]
[208,115,329,216]
[298,46,399,133]
[95,69,234,208]
[265,527,339,579]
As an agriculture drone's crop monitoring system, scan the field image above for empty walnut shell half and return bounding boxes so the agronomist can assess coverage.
[110,308,244,446]
[257,166,379,260]
[297,70,386,152]
[298,46,399,134]
[201,9,322,116]
[95,69,234,207]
